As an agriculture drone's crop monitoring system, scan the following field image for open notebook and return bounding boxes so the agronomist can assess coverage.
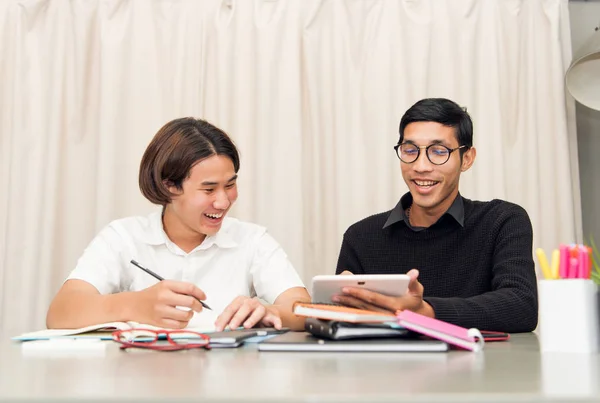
[13,310,220,341]
[12,321,217,341]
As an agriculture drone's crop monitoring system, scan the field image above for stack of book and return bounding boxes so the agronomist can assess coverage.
[279,302,487,352]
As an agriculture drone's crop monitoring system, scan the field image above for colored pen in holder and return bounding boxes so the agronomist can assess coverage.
[536,243,599,282]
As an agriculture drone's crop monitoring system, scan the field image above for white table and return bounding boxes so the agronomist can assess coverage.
[0,332,598,403]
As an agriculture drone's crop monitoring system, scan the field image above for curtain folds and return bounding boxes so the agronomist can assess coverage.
[0,0,579,333]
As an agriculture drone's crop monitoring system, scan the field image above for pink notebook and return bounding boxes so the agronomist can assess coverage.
[396,310,485,352]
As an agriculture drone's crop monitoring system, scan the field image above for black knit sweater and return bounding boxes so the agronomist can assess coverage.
[335,196,538,333]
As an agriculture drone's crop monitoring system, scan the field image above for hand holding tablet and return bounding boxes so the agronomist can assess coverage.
[311,270,435,318]
[311,274,411,304]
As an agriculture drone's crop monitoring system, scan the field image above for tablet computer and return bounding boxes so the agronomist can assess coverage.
[311,274,411,304]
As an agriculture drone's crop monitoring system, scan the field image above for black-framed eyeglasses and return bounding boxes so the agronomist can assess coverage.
[394,143,468,166]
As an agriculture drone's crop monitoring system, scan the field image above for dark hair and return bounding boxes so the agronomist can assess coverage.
[139,117,240,206]
[398,98,473,153]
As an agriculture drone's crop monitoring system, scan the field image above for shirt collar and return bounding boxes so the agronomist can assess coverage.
[198,228,238,250]
[141,211,238,250]
[383,192,465,229]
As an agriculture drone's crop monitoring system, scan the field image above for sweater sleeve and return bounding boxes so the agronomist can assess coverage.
[335,230,365,275]
[425,204,539,333]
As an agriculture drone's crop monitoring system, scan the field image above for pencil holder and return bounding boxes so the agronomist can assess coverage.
[538,279,600,353]
[542,352,599,396]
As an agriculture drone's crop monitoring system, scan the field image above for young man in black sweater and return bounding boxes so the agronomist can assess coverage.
[334,98,538,333]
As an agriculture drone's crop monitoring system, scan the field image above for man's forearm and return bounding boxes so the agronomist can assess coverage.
[425,289,538,333]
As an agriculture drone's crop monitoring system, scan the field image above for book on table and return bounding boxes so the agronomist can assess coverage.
[292,302,398,323]
[292,302,485,352]
[13,321,157,341]
[12,322,288,347]
[304,317,410,340]
[395,310,485,352]
[257,331,449,352]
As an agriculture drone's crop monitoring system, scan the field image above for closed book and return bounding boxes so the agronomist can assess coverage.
[292,302,397,323]
[305,317,409,340]
[396,310,485,352]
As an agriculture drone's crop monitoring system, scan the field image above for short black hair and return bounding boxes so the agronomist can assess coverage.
[139,117,240,206]
[398,98,473,150]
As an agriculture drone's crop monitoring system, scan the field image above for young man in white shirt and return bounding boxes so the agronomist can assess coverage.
[46,118,310,331]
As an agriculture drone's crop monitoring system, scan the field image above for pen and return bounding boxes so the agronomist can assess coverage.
[550,249,560,279]
[568,247,579,279]
[535,248,553,280]
[559,245,569,279]
[577,246,587,279]
[130,259,212,310]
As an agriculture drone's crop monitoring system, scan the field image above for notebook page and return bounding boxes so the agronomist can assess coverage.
[12,322,132,341]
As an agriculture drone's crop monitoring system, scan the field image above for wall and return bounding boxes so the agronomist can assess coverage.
[570,1,600,243]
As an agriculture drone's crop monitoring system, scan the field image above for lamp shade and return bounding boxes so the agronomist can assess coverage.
[565,29,600,111]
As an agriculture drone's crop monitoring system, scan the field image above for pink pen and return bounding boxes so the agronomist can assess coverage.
[559,245,569,279]
[581,246,590,279]
[587,246,593,279]
[569,247,579,279]
[577,245,587,279]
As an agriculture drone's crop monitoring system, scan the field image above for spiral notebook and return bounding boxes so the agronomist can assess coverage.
[304,317,409,340]
[395,310,485,352]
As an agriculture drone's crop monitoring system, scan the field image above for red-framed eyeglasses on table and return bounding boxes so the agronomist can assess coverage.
[112,329,211,351]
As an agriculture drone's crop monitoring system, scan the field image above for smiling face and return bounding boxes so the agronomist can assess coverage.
[162,154,238,251]
[400,121,476,221]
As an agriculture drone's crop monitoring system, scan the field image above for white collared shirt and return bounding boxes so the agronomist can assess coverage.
[66,212,305,323]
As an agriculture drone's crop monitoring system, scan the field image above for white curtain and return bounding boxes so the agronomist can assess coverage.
[0,0,580,334]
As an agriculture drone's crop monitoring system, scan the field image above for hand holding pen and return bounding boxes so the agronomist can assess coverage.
[128,259,212,329]
[131,260,212,310]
